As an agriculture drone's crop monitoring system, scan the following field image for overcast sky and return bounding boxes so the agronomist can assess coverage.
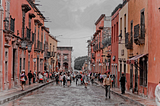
[36,0,122,59]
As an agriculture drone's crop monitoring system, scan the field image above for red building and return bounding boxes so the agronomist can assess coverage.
[111,4,122,87]
[0,0,51,91]
[91,14,105,74]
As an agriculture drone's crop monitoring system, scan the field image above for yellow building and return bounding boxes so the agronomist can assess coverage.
[48,35,58,73]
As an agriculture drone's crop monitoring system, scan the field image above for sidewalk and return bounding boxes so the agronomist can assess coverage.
[94,81,157,106]
[0,80,54,105]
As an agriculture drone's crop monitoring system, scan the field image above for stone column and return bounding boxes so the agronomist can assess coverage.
[0,5,4,91]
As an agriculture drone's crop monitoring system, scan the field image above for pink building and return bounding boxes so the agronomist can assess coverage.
[57,47,72,72]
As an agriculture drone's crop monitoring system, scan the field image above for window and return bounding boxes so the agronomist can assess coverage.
[6,0,10,18]
[29,17,31,29]
[141,10,145,38]
[41,29,43,42]
[20,58,22,74]
[38,26,39,40]
[140,56,148,86]
[23,58,25,70]
[34,25,36,44]
[22,11,25,38]
[131,21,133,42]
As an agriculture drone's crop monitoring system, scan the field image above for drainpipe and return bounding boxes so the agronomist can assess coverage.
[0,2,4,91]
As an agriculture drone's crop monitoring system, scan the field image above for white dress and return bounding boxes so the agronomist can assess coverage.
[155,84,160,106]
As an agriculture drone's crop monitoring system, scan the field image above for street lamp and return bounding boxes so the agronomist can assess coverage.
[28,43,32,52]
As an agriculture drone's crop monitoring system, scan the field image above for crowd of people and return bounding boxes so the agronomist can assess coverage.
[20,70,54,91]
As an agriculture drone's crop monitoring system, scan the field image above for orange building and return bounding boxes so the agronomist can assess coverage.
[91,14,105,74]
[126,0,148,96]
[0,0,51,91]
[147,0,160,99]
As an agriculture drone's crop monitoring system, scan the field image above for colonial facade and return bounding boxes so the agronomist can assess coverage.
[118,1,129,88]
[111,4,121,87]
[0,0,57,91]
[48,34,58,73]
[57,47,72,72]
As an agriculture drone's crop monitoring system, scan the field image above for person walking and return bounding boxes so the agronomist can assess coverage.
[20,70,25,91]
[55,73,59,85]
[155,81,160,106]
[63,73,66,87]
[59,73,63,86]
[103,74,112,99]
[119,73,127,94]
[38,72,43,83]
[33,71,36,83]
[75,74,78,85]
[67,73,71,87]
[28,70,33,85]
[83,73,89,89]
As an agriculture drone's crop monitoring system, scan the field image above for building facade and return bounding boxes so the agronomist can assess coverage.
[0,0,57,91]
[57,47,72,72]
[48,34,58,73]
[111,4,121,87]
[126,0,148,96]
[118,1,129,88]
[147,0,160,99]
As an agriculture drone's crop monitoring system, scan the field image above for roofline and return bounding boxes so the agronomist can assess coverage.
[95,14,105,25]
[27,0,45,19]
[48,34,58,42]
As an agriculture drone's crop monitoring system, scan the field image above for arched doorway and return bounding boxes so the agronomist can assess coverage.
[63,62,68,71]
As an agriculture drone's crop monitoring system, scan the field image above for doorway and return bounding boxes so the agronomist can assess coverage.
[130,64,133,90]
[12,49,16,81]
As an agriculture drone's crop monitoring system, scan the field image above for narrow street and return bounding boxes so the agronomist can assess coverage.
[2,82,138,106]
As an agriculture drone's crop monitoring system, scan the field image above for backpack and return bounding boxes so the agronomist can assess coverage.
[63,76,65,81]
[25,75,27,81]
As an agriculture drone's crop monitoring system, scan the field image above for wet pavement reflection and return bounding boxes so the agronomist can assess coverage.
[1,82,138,106]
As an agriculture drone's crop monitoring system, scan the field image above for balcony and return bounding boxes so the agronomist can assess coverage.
[32,32,35,42]
[134,24,145,45]
[93,44,98,52]
[51,51,55,57]
[47,52,51,58]
[125,32,133,49]
[22,27,31,41]
[92,53,95,59]
[3,17,15,34]
[40,42,42,50]
[34,40,41,51]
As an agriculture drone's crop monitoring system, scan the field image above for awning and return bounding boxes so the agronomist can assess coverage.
[127,53,148,64]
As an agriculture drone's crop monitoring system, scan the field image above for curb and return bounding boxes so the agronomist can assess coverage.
[0,80,54,105]
[93,81,145,106]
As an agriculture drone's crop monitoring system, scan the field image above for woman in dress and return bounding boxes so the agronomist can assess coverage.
[20,70,25,91]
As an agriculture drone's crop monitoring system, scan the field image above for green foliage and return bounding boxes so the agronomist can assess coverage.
[74,56,88,70]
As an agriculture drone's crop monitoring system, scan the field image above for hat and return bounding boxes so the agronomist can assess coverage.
[22,70,25,72]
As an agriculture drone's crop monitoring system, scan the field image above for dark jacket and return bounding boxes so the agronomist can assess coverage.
[119,76,126,86]
[28,72,33,79]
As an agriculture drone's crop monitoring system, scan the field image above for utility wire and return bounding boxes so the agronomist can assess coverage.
[60,36,91,39]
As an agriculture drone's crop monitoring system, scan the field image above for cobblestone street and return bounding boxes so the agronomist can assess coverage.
[2,82,138,106]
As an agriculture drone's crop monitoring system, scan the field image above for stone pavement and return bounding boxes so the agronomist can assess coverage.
[0,80,54,105]
[94,81,157,106]
[2,81,139,106]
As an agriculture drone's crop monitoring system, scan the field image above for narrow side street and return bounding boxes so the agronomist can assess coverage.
[2,82,138,106]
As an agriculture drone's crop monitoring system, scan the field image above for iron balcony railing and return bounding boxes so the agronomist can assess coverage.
[37,40,40,49]
[125,32,133,49]
[134,24,145,45]
[4,17,15,33]
[22,27,31,40]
